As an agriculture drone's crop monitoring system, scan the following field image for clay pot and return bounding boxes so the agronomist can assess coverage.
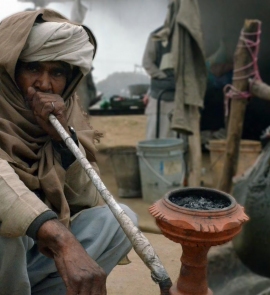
[149,187,249,295]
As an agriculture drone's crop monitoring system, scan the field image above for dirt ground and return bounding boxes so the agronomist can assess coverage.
[90,115,147,148]
[106,232,182,295]
[89,115,213,294]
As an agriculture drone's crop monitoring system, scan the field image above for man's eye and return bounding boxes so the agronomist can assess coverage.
[53,70,65,77]
[27,66,38,73]
[55,72,63,77]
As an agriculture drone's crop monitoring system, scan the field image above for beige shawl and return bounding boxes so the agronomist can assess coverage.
[0,9,97,227]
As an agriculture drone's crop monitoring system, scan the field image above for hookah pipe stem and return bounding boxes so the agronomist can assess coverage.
[49,114,172,294]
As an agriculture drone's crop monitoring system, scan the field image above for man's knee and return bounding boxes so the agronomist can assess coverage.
[0,235,34,254]
[0,236,34,295]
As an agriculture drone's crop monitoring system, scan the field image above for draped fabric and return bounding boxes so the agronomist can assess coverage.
[171,0,207,134]
[155,0,207,134]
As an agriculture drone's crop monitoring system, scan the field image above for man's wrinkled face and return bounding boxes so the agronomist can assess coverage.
[15,61,72,98]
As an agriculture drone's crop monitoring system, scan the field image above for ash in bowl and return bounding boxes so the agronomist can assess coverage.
[169,195,231,210]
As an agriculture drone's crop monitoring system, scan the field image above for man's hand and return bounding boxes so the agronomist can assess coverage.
[27,87,69,141]
[143,94,149,106]
[37,219,107,295]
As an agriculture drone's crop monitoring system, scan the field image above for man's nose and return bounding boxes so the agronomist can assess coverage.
[34,72,52,93]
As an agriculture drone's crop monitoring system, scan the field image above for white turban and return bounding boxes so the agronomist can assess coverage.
[20,22,94,75]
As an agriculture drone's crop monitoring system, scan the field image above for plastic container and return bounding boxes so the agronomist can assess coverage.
[137,138,185,203]
[109,146,141,198]
[208,139,262,187]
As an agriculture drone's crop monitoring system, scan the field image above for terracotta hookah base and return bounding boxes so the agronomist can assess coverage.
[167,244,213,295]
[169,285,213,295]
[149,188,249,295]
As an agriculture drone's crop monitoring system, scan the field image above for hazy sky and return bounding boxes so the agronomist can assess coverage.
[0,0,168,82]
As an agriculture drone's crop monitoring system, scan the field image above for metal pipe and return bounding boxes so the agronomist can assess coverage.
[49,114,172,294]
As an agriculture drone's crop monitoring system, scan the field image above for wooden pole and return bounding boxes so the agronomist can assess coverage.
[218,20,261,193]
[188,106,202,187]
[250,79,270,101]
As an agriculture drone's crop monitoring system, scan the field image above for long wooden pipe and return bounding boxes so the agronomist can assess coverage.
[49,114,172,295]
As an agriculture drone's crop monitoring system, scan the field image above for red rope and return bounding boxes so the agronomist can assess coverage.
[224,21,262,116]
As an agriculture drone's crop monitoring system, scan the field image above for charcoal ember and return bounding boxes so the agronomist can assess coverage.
[169,195,231,210]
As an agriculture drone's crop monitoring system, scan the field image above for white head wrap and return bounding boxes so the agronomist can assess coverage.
[20,22,94,75]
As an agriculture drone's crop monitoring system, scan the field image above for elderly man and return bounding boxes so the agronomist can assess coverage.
[142,25,176,140]
[0,8,137,295]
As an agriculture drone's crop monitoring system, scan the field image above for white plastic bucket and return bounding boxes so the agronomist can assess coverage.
[137,138,185,203]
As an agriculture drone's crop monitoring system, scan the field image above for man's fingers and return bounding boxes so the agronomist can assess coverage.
[39,101,57,118]
[65,284,107,295]
[27,91,65,119]
[31,93,57,119]
[66,289,79,295]
[27,86,36,98]
[63,271,107,295]
[77,286,107,295]
[26,91,68,139]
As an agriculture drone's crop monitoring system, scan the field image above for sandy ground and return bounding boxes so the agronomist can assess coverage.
[90,115,147,148]
[89,115,213,294]
[106,232,182,295]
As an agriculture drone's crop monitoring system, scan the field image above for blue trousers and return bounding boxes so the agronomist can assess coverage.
[0,204,137,295]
